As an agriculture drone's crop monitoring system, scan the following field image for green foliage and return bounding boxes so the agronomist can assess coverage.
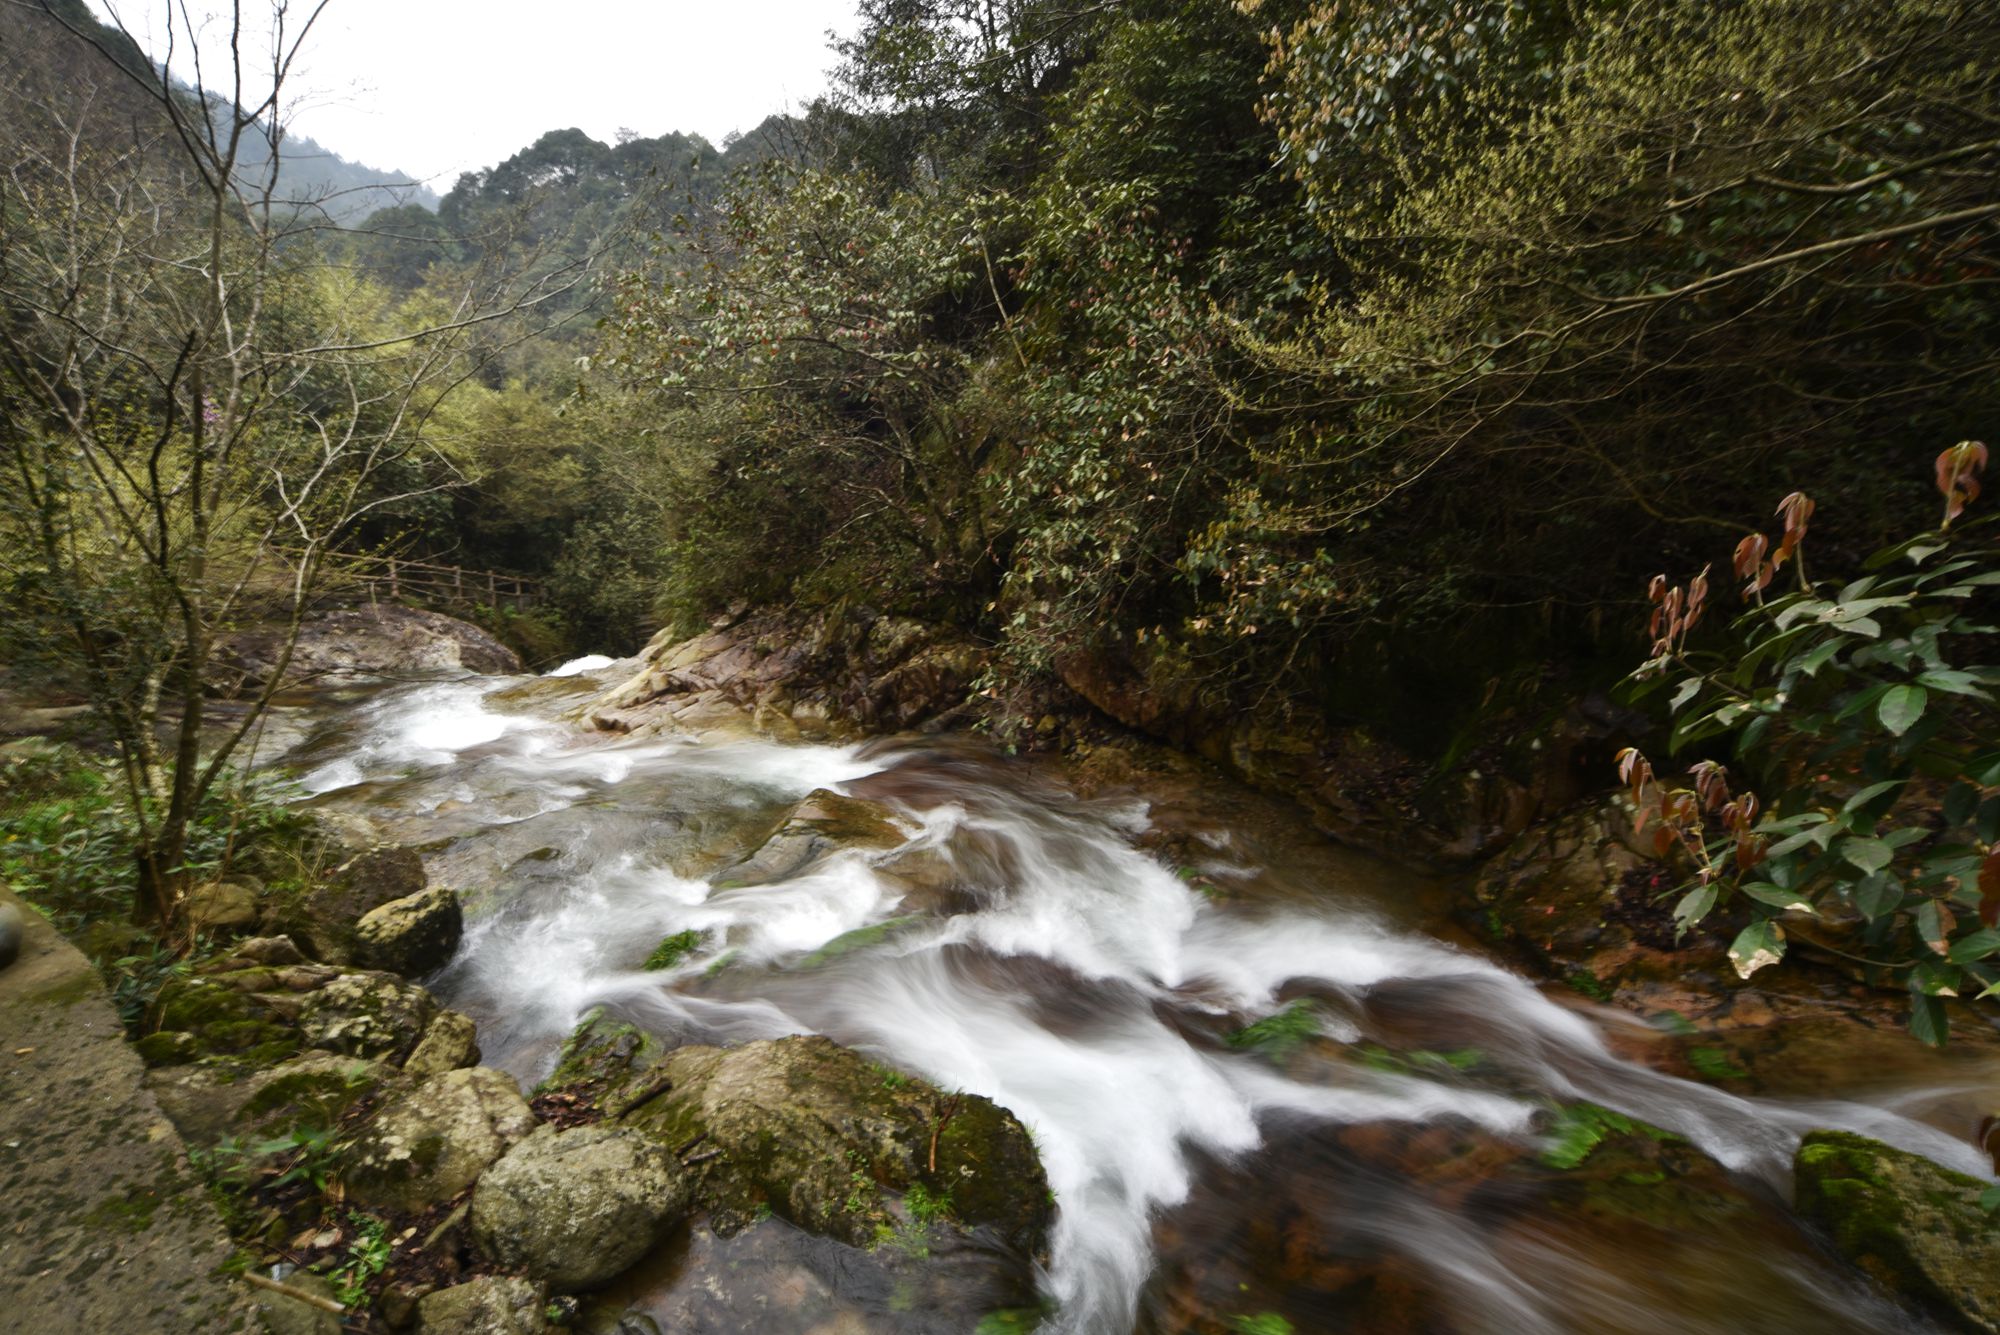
[1621,448,2000,1041]
[1540,1103,1677,1171]
[0,743,308,1028]
[325,1211,390,1310]
[904,1182,954,1228]
[1226,999,1322,1060]
[642,929,707,971]
[1227,1315,1296,1335]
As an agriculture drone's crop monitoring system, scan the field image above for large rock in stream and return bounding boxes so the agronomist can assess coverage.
[1794,1130,2000,1334]
[471,1124,690,1292]
[541,1015,1054,1328]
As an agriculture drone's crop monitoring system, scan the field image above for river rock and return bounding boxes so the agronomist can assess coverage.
[185,878,259,932]
[298,969,440,1059]
[471,1124,689,1291]
[356,886,464,977]
[414,1275,550,1335]
[715,789,907,887]
[612,1034,1050,1265]
[1794,1129,2000,1333]
[148,1051,382,1147]
[403,1009,482,1080]
[269,841,432,964]
[338,1065,537,1213]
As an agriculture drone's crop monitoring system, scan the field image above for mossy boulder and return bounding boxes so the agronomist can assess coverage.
[470,1124,691,1292]
[148,976,301,1067]
[298,969,439,1060]
[611,1034,1050,1261]
[336,1065,537,1213]
[1794,1129,2000,1333]
[402,1009,481,1080]
[274,844,428,963]
[355,886,463,977]
[146,1051,383,1148]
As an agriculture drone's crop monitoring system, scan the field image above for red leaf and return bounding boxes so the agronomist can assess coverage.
[1979,848,2000,928]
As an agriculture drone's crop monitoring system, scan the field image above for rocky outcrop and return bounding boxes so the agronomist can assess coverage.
[1471,799,2000,1071]
[471,1124,690,1292]
[580,605,987,742]
[356,886,464,977]
[1795,1130,2000,1333]
[337,1066,538,1213]
[216,604,523,694]
[1058,646,1631,866]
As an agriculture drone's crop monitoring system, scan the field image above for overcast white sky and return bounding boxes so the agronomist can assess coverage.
[86,1,862,191]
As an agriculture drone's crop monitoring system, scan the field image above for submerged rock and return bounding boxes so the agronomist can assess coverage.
[471,1124,690,1292]
[336,1066,537,1213]
[415,1275,550,1335]
[1794,1129,2000,1333]
[356,886,464,977]
[716,788,907,887]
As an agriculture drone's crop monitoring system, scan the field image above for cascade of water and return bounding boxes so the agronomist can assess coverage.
[289,671,1994,1335]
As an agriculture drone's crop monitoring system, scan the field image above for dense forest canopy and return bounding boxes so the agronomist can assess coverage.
[5,0,1998,735]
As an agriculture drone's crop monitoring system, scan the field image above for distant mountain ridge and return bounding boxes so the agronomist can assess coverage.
[10,0,435,221]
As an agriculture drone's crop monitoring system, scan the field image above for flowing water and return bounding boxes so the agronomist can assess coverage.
[277,664,1999,1335]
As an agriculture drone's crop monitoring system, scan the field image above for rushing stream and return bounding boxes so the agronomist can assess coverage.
[276,662,1997,1335]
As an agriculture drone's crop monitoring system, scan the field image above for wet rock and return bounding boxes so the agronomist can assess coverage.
[611,1034,1050,1265]
[147,975,302,1067]
[216,604,523,695]
[403,1009,482,1080]
[185,878,259,932]
[717,789,907,887]
[356,886,464,977]
[1794,1129,2000,1333]
[414,1275,550,1335]
[471,1124,690,1292]
[579,606,988,742]
[298,969,440,1059]
[337,1066,537,1212]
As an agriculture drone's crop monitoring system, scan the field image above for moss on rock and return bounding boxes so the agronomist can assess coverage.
[1794,1129,2000,1333]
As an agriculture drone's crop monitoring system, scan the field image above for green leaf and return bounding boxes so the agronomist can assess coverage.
[1909,959,1962,996]
[1841,780,1905,814]
[1980,796,2000,845]
[1673,884,1717,933]
[1907,992,1948,1047]
[1668,678,1701,713]
[1740,883,1811,912]
[1915,669,1991,699]
[1839,837,1895,875]
[1947,928,2000,964]
[1727,920,1786,980]
[1943,781,1981,829]
[1851,873,1901,920]
[1787,639,1845,678]
[1877,684,1928,736]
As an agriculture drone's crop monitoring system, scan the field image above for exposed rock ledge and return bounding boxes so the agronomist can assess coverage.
[217,604,523,694]
[579,605,988,742]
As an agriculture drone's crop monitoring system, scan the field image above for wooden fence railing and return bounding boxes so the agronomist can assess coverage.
[305,550,543,613]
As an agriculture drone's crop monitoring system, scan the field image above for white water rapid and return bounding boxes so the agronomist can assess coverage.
[282,668,1997,1335]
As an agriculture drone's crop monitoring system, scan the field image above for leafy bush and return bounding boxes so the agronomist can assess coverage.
[1619,444,1999,1042]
